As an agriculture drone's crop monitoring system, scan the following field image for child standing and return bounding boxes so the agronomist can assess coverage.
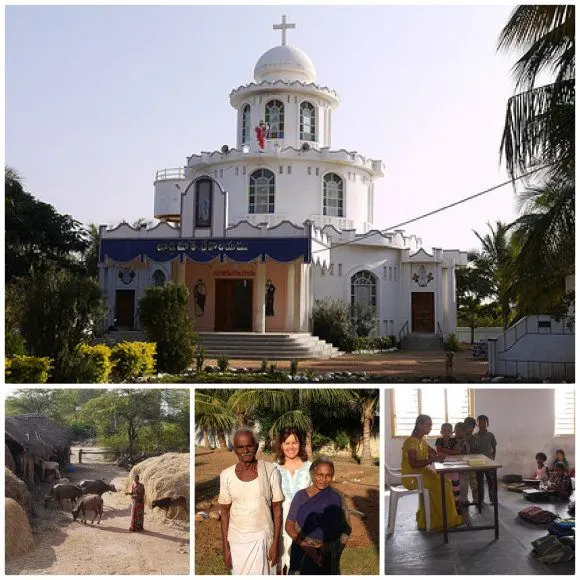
[534,452,550,481]
[435,423,461,508]
[474,414,498,504]
[454,422,470,510]
[464,416,479,503]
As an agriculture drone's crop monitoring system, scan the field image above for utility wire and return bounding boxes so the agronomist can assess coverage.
[313,164,552,254]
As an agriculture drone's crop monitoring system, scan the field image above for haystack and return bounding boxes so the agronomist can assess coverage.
[124,453,189,521]
[5,467,33,515]
[5,498,35,561]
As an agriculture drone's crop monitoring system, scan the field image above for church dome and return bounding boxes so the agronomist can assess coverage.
[254,45,316,83]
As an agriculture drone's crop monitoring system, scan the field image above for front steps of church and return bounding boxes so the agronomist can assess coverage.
[101,331,342,360]
[400,332,444,351]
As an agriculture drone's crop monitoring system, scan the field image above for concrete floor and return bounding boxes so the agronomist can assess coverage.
[385,484,575,575]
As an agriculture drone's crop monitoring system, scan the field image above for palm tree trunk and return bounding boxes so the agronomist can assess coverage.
[360,406,373,466]
[305,424,313,460]
[217,429,228,450]
[202,429,211,449]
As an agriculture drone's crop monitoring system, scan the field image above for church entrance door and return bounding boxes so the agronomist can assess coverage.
[215,279,253,331]
[115,289,135,329]
[411,292,434,333]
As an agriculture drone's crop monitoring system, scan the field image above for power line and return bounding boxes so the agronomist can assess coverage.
[313,164,552,254]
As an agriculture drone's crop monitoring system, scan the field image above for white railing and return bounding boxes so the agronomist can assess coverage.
[310,215,354,231]
[233,214,289,228]
[155,167,186,181]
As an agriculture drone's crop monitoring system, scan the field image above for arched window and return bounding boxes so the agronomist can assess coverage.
[265,100,284,139]
[351,270,377,315]
[323,173,344,217]
[152,269,166,286]
[300,102,316,141]
[242,104,251,144]
[249,168,275,214]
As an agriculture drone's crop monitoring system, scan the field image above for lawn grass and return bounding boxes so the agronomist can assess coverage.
[194,546,379,575]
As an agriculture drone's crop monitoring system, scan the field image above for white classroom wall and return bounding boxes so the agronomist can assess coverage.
[384,388,575,477]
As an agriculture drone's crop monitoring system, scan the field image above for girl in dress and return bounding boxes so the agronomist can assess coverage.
[274,427,312,574]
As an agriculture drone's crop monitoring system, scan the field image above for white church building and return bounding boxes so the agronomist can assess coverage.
[99,16,467,344]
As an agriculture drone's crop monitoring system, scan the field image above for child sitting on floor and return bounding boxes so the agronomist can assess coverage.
[546,462,573,500]
[534,452,550,482]
[435,423,461,508]
[553,449,570,472]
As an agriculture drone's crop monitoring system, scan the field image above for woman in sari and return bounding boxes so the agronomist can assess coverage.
[274,427,312,574]
[401,414,463,531]
[127,474,146,532]
[284,457,351,575]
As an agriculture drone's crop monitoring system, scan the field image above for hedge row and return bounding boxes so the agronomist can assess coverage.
[5,341,156,384]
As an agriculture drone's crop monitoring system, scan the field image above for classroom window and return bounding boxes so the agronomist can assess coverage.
[554,387,575,436]
[390,387,474,438]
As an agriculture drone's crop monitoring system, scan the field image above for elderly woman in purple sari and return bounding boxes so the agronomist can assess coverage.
[284,457,351,575]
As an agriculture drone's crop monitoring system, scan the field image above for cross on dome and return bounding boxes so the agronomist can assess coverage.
[273,15,295,46]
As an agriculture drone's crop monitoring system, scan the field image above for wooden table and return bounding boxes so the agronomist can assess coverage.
[433,454,502,543]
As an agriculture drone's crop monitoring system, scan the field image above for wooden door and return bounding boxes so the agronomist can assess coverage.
[115,290,135,329]
[411,292,435,333]
[215,279,253,331]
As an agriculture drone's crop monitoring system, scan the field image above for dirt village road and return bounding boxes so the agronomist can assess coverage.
[6,447,189,575]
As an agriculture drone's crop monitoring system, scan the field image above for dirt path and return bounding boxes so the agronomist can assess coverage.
[7,447,189,575]
[207,347,487,381]
[195,449,379,571]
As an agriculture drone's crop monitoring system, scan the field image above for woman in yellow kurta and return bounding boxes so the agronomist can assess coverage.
[401,414,464,530]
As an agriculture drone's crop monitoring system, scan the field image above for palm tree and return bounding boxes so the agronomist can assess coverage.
[229,389,351,459]
[509,179,575,316]
[348,390,379,466]
[473,222,514,330]
[498,5,575,182]
[195,390,236,450]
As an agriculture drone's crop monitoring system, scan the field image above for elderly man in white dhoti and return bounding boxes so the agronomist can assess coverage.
[219,428,284,575]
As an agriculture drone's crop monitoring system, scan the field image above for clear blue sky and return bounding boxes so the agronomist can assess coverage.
[6,4,522,251]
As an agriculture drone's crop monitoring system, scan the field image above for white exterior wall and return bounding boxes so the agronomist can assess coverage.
[384,388,575,477]
[188,159,374,233]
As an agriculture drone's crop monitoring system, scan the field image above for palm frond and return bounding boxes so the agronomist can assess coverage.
[269,410,312,439]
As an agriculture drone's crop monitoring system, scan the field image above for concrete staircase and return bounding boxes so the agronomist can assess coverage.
[196,332,342,360]
[99,330,342,360]
[401,332,443,352]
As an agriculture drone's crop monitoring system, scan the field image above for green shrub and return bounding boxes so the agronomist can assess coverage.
[195,346,206,373]
[110,342,156,382]
[334,431,350,451]
[217,353,230,372]
[290,358,299,377]
[6,355,52,384]
[72,343,113,383]
[379,336,392,350]
[312,432,333,451]
[269,363,277,374]
[138,282,196,373]
[444,332,462,352]
[5,331,26,357]
[349,302,375,338]
[312,298,351,350]
[260,360,268,373]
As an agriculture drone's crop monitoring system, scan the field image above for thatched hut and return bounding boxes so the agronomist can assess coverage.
[124,453,190,521]
[5,414,71,488]
[5,498,35,561]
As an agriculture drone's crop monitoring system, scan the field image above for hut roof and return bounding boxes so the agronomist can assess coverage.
[5,415,71,459]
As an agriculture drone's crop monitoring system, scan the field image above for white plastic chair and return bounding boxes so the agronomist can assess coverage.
[385,464,431,535]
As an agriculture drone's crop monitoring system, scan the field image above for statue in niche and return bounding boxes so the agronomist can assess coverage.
[412,265,434,287]
[265,279,276,317]
[194,279,207,316]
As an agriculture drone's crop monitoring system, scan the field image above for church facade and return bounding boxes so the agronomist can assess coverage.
[99,17,467,339]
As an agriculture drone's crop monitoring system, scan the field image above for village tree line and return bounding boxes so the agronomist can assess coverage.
[6,388,190,458]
